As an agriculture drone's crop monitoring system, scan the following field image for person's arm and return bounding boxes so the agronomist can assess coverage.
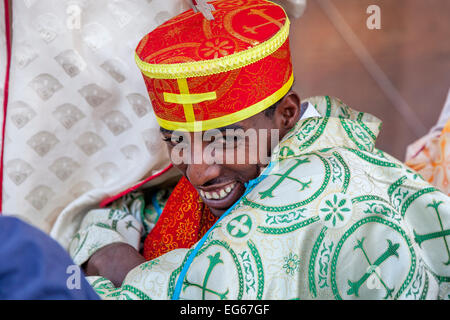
[83,243,145,288]
[69,195,147,287]
[0,216,100,300]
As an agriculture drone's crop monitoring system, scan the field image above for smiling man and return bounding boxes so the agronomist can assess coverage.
[70,0,450,299]
[158,95,304,217]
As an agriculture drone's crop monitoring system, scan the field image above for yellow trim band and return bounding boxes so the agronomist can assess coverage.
[135,17,290,79]
[156,72,294,131]
[163,91,217,105]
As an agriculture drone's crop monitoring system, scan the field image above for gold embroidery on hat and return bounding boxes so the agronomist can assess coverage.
[135,17,290,79]
[156,72,294,131]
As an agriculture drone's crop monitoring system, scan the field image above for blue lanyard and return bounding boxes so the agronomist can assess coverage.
[151,193,163,219]
[171,161,275,300]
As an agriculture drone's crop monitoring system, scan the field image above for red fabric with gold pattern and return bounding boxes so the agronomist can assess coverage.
[135,0,293,132]
[143,176,218,261]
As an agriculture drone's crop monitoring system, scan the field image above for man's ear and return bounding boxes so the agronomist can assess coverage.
[274,91,301,132]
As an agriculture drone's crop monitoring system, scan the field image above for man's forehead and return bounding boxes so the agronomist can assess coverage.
[159,123,245,135]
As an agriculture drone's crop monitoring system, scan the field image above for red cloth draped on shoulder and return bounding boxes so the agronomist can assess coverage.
[143,176,218,261]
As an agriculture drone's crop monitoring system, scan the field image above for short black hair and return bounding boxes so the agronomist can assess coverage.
[263,85,295,118]
[263,98,283,118]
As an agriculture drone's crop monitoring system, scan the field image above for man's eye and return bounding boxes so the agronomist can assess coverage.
[162,135,184,146]
[216,135,241,145]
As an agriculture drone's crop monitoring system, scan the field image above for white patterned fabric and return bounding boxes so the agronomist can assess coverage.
[431,89,450,135]
[405,90,450,196]
[2,0,191,235]
[73,97,450,300]
[0,1,6,161]
[70,188,172,266]
[405,89,450,162]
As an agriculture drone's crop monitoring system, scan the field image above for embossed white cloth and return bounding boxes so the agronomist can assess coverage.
[0,1,6,161]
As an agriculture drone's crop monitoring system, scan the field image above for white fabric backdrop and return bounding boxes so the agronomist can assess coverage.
[0,1,6,167]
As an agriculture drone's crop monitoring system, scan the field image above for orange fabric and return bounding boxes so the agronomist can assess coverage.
[135,0,292,128]
[406,119,450,196]
[143,176,218,261]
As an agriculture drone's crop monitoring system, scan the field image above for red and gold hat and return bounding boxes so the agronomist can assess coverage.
[135,0,293,132]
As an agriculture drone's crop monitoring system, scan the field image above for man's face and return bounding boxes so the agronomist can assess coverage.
[160,93,300,217]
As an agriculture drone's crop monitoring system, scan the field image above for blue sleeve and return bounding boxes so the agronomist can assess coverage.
[0,216,100,300]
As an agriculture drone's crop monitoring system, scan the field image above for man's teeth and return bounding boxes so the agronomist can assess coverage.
[200,183,236,200]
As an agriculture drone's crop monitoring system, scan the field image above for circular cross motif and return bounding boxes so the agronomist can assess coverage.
[223,2,288,46]
[329,216,416,300]
[319,193,353,229]
[172,240,245,300]
[226,214,253,239]
[243,154,331,212]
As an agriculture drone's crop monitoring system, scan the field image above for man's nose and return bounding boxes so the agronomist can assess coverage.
[186,162,221,187]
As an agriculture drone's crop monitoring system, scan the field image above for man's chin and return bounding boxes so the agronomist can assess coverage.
[209,207,227,218]
[201,182,246,218]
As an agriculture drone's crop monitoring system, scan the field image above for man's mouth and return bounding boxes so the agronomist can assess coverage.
[199,182,236,200]
[197,181,245,211]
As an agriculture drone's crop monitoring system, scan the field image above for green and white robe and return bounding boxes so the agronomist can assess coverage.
[75,96,450,300]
